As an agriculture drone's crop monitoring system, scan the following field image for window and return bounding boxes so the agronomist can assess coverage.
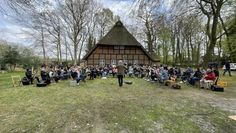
[120,46,124,49]
[99,59,105,66]
[111,59,116,65]
[134,60,138,65]
[123,60,128,64]
[123,55,127,60]
[128,60,133,64]
[114,46,119,50]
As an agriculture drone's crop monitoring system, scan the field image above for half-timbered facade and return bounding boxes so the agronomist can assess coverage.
[83,21,159,66]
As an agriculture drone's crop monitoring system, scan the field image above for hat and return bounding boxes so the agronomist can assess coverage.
[207,69,212,73]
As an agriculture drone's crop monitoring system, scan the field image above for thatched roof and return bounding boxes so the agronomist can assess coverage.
[83,21,159,62]
[98,21,141,46]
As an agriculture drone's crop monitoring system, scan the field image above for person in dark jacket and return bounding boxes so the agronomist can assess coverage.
[188,68,202,86]
[213,67,219,77]
[40,66,48,81]
[25,68,33,84]
[223,60,232,76]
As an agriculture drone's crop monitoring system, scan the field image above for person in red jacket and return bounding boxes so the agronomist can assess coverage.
[200,69,216,89]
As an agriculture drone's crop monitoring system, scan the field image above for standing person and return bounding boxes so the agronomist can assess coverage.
[116,60,126,87]
[223,60,232,76]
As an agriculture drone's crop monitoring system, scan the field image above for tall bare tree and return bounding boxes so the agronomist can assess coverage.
[135,0,161,53]
[60,0,91,65]
[44,11,63,64]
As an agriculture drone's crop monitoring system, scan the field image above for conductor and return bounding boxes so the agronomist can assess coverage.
[116,60,126,87]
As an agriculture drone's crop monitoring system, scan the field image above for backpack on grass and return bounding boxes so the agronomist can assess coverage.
[211,77,224,92]
[21,77,30,85]
[35,77,47,87]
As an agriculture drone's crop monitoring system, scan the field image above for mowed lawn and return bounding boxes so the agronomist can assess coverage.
[0,71,236,133]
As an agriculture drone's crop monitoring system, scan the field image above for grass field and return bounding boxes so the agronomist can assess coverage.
[0,71,236,133]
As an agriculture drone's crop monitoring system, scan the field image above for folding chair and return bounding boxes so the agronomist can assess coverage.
[11,75,22,87]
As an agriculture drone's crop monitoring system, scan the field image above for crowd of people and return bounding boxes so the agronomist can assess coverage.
[22,60,231,89]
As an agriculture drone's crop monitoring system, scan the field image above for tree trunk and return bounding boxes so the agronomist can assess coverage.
[196,42,201,65]
[74,43,78,65]
[189,36,194,64]
[41,27,46,60]
[219,14,232,58]
[176,36,180,64]
[203,1,223,67]
[145,21,154,53]
[78,41,85,65]
[218,32,222,65]
[203,13,220,66]
[171,33,175,62]
[180,37,185,63]
[58,28,62,64]
[187,38,190,65]
[57,41,59,63]
[64,35,68,62]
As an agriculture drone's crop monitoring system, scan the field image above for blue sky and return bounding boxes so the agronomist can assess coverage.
[0,0,173,45]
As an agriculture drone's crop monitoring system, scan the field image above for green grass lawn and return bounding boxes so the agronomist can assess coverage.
[0,71,236,133]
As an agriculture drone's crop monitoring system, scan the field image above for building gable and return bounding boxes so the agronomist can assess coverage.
[82,21,160,63]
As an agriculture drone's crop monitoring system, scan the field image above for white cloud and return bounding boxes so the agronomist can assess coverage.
[0,23,31,45]
[99,0,135,24]
[0,0,172,46]
[164,0,174,9]
[0,14,32,45]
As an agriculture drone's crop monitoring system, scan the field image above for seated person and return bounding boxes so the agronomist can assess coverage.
[213,67,219,85]
[70,67,78,80]
[25,68,33,84]
[49,69,54,80]
[159,67,169,83]
[62,68,70,80]
[112,67,117,78]
[186,66,194,74]
[91,67,97,79]
[134,67,140,78]
[181,67,192,82]
[168,67,175,76]
[75,67,81,85]
[49,68,60,83]
[128,66,134,77]
[85,67,91,78]
[80,67,87,82]
[174,67,181,78]
[140,67,146,78]
[150,69,158,81]
[200,69,216,89]
[40,66,48,81]
[188,68,203,86]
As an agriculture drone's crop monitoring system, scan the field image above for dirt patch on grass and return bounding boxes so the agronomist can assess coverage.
[207,98,236,114]
[190,115,216,132]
